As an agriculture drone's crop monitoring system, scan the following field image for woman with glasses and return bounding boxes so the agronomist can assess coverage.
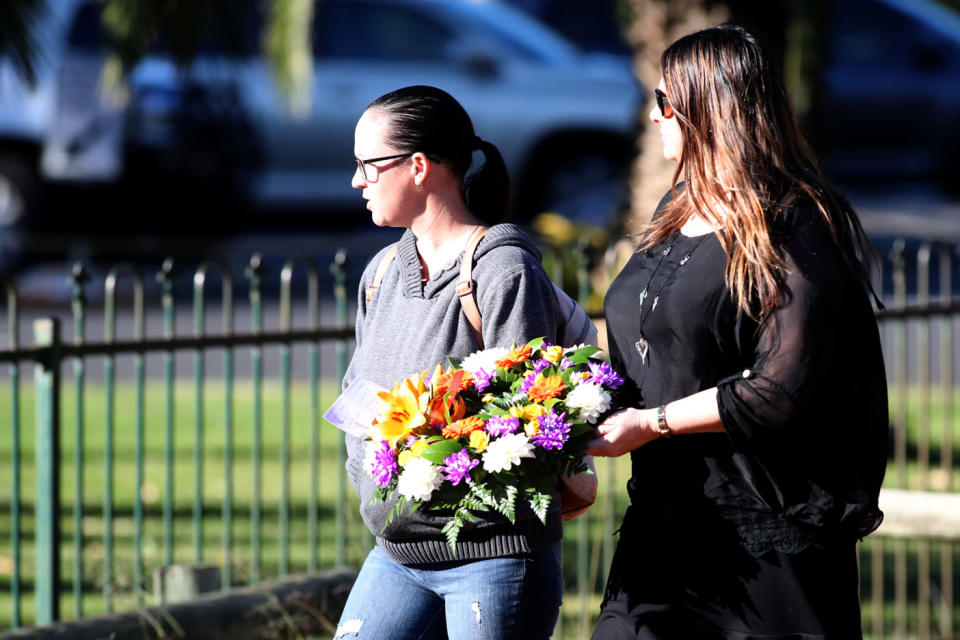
[586,25,888,638]
[335,85,564,640]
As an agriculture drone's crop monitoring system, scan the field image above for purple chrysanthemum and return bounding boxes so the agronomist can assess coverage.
[588,361,624,389]
[518,371,538,395]
[532,358,551,374]
[474,368,495,392]
[371,440,399,488]
[558,357,574,371]
[485,415,520,438]
[530,409,572,450]
[442,449,479,486]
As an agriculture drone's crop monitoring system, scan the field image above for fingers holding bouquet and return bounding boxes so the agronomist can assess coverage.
[586,408,659,458]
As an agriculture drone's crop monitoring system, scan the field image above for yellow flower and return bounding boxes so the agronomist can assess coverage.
[509,406,525,419]
[411,439,429,457]
[524,420,541,437]
[543,345,564,363]
[482,393,495,403]
[398,450,413,467]
[372,372,429,448]
[522,404,548,420]
[469,430,490,452]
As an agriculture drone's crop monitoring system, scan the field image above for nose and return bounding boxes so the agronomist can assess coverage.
[351,167,366,189]
[649,104,661,124]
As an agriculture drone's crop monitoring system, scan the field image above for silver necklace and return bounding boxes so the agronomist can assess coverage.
[634,233,708,364]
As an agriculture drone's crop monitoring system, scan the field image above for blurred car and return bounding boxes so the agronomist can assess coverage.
[0,0,643,232]
[813,0,960,189]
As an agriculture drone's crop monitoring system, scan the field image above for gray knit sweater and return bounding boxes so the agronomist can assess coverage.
[343,223,563,565]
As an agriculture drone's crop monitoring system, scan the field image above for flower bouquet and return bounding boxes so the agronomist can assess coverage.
[363,337,624,550]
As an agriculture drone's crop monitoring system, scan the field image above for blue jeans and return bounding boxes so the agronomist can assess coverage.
[334,544,563,640]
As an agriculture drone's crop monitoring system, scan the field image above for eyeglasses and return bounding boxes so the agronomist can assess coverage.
[355,153,412,182]
[654,88,674,119]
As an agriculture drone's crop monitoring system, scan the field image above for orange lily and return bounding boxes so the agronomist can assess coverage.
[372,372,430,448]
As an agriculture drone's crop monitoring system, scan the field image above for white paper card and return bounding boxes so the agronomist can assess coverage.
[323,379,386,438]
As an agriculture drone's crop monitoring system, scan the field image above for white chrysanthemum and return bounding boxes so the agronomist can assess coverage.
[565,382,611,424]
[482,433,535,473]
[396,457,443,502]
[459,347,510,375]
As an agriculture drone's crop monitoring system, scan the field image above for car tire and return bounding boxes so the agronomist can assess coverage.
[0,153,37,230]
[519,141,631,228]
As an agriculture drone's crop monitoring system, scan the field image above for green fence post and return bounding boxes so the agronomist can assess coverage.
[34,317,62,625]
[193,268,207,565]
[157,259,177,568]
[195,262,234,590]
[331,250,349,564]
[245,254,264,582]
[69,263,89,618]
[104,264,145,613]
[2,275,21,628]
[279,264,293,576]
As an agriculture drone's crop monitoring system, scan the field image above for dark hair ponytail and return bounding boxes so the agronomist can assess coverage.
[368,85,510,224]
[464,137,510,224]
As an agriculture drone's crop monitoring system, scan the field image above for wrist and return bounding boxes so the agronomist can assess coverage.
[655,404,673,438]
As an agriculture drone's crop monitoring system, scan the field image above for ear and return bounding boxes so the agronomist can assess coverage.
[410,152,430,189]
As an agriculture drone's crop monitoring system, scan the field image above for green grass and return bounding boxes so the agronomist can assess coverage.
[1,380,959,638]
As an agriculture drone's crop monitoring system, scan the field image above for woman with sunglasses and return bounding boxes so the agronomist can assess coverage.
[335,85,564,640]
[587,25,888,638]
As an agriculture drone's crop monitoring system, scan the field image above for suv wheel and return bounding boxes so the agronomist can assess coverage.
[0,154,36,230]
[521,142,631,228]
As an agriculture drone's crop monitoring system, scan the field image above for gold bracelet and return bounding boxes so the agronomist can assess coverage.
[656,405,672,438]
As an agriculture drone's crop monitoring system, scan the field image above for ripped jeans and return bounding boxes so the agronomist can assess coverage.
[334,543,562,640]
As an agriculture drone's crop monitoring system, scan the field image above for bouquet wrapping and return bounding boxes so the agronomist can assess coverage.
[363,337,624,550]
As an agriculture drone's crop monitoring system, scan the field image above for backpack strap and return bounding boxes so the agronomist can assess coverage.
[365,243,398,302]
[457,227,488,348]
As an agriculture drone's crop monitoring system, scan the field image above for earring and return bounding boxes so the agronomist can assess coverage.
[415,181,423,192]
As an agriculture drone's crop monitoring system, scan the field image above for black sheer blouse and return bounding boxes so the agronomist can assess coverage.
[604,192,889,555]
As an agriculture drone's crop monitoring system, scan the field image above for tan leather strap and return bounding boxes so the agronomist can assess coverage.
[457,227,488,348]
[366,228,487,348]
[365,243,398,302]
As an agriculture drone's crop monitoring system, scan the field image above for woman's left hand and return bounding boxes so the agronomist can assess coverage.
[585,408,659,457]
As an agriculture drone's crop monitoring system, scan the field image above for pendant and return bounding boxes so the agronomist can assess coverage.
[635,338,649,364]
[639,288,647,306]
[651,296,659,311]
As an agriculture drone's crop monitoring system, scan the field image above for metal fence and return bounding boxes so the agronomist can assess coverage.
[0,237,958,639]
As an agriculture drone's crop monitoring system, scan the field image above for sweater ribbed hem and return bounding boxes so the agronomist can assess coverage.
[377,512,563,565]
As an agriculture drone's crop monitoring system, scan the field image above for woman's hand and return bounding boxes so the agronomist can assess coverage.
[585,408,659,457]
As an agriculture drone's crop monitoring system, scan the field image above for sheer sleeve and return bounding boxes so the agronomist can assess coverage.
[716,211,867,449]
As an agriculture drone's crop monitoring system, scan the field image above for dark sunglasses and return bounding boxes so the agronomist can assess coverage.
[655,88,674,119]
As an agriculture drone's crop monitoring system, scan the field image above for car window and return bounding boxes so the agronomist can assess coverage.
[830,0,959,72]
[67,2,110,53]
[67,0,259,58]
[314,2,453,61]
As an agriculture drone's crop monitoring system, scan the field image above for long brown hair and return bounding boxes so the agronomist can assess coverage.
[644,24,873,319]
